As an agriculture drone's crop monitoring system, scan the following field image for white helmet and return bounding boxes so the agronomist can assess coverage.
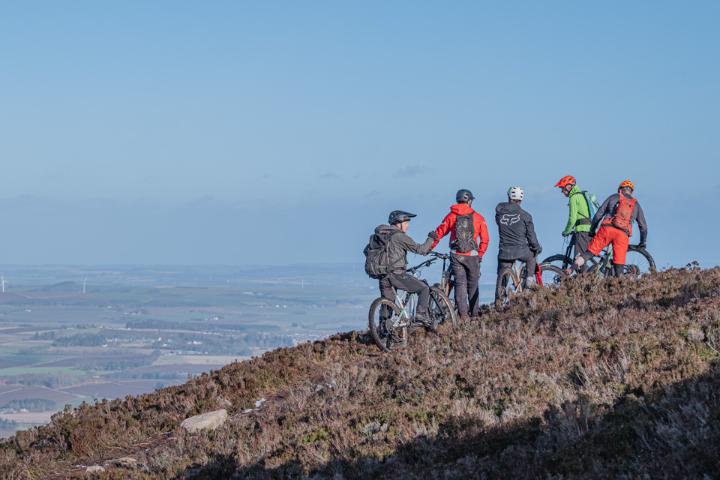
[508,186,525,201]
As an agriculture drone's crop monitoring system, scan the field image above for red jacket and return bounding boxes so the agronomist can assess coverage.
[432,203,490,257]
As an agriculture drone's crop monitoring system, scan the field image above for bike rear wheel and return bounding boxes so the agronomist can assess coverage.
[497,270,522,308]
[541,254,573,270]
[429,286,457,329]
[368,297,407,352]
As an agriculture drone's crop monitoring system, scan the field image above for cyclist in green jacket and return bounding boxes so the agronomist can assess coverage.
[555,176,592,259]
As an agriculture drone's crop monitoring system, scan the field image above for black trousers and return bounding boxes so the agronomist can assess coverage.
[574,232,591,258]
[495,254,536,301]
[450,254,481,316]
[379,273,431,313]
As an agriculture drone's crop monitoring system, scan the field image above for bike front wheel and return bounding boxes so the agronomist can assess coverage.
[625,246,656,276]
[538,264,565,288]
[368,297,407,352]
[429,286,458,329]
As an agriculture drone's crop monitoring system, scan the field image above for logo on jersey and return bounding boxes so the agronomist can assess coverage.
[500,214,521,226]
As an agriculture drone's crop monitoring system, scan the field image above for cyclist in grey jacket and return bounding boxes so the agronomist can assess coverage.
[495,187,542,307]
[375,211,437,335]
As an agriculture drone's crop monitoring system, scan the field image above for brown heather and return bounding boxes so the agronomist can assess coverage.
[2,268,720,479]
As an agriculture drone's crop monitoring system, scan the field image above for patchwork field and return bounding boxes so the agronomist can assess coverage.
[0,264,382,438]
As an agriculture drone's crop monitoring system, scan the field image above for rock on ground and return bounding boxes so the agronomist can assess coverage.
[109,456,138,469]
[181,409,228,433]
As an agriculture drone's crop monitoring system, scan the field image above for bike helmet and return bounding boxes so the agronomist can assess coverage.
[619,179,635,191]
[555,175,576,189]
[507,186,525,201]
[388,210,416,225]
[456,189,474,203]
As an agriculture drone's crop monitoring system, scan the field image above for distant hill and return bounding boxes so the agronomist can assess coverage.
[2,269,719,479]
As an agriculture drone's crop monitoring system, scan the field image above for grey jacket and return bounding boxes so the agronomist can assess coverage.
[374,224,434,274]
[591,193,648,244]
[495,202,541,260]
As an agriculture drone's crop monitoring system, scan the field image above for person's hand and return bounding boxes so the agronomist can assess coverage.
[428,231,438,240]
[533,246,542,256]
[562,231,570,238]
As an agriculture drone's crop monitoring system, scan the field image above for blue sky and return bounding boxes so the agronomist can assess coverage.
[0,1,718,267]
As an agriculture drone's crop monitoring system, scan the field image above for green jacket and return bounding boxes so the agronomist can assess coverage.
[563,185,592,235]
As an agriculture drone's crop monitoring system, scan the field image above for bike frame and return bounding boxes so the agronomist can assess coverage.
[502,259,531,290]
[386,259,434,330]
[392,289,416,328]
[560,234,614,273]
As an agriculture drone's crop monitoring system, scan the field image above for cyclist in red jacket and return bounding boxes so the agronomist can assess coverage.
[431,189,490,321]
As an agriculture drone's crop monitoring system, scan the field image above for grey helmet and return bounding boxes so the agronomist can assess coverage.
[456,189,475,203]
[388,210,417,225]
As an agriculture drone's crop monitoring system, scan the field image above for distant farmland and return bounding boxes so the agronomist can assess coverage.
[0,263,375,438]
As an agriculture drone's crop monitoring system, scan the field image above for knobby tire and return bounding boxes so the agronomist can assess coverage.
[368,297,406,352]
[429,286,458,329]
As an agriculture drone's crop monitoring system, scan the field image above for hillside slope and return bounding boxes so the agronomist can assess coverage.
[2,268,720,479]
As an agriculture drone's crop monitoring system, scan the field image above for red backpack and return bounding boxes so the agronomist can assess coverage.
[611,195,637,236]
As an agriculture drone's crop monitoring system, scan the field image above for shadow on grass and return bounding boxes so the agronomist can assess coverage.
[179,364,720,479]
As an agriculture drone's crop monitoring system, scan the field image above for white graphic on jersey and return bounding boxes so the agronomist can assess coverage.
[500,214,521,226]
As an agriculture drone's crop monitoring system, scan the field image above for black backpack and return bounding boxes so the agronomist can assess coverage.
[450,213,478,253]
[363,229,400,279]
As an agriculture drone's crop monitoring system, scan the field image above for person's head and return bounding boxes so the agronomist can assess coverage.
[388,210,416,232]
[555,175,576,198]
[507,186,525,204]
[456,189,474,205]
[618,179,635,196]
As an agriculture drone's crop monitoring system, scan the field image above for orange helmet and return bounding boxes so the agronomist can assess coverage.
[555,175,576,189]
[619,179,635,191]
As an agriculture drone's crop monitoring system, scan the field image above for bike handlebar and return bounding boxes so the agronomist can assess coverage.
[406,256,440,274]
[429,252,451,260]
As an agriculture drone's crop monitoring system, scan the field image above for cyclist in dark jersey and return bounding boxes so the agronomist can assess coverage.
[495,186,542,309]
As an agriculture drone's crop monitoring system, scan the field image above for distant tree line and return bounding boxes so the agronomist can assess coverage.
[1,399,57,411]
[52,333,106,347]
[0,418,19,429]
[4,373,79,388]
[125,319,281,332]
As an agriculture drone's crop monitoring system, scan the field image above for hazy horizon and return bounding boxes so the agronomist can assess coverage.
[2,2,718,268]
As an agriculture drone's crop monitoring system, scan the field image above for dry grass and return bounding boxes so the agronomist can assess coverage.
[1,268,720,479]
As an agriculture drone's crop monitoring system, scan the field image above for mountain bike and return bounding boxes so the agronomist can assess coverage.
[428,251,455,305]
[495,258,564,310]
[368,257,457,352]
[542,234,656,277]
[430,251,493,318]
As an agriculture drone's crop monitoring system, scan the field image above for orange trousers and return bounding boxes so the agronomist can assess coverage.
[587,225,629,265]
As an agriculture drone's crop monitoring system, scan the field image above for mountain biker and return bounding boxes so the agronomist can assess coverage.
[369,210,438,341]
[574,180,648,276]
[495,186,542,309]
[555,175,592,259]
[431,189,490,321]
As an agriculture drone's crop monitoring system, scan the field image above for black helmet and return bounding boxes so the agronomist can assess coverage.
[388,210,416,225]
[456,189,474,203]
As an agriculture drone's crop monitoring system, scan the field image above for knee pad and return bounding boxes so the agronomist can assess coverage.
[574,254,586,267]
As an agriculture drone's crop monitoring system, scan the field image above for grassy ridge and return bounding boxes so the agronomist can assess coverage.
[1,268,719,478]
